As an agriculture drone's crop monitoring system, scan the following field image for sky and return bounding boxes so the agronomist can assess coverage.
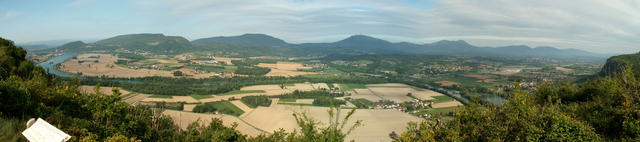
[0,0,638,54]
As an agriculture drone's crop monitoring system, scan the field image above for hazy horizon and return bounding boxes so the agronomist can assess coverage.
[1,0,638,54]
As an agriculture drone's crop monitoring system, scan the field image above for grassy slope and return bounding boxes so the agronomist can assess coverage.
[338,84,367,91]
[205,101,245,116]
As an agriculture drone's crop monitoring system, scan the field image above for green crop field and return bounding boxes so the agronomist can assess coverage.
[338,84,367,91]
[197,101,245,116]
[190,95,213,100]
[432,95,454,103]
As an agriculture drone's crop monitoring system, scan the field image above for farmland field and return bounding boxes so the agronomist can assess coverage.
[256,62,321,76]
[217,90,266,96]
[338,83,367,91]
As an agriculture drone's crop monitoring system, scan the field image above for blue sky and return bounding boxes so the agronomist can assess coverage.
[1,0,638,54]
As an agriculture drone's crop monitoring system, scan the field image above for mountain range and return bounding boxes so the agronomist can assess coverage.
[41,33,609,59]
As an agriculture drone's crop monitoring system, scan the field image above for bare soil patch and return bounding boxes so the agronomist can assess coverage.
[257,62,320,77]
[432,101,463,108]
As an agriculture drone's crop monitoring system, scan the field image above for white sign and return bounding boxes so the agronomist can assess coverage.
[22,118,71,142]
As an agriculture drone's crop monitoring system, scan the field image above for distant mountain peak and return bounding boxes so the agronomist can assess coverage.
[430,40,473,48]
[434,40,468,44]
[64,41,85,45]
[336,35,391,46]
[342,35,384,41]
[191,33,288,47]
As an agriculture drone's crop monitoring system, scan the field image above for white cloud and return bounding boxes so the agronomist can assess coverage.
[123,0,639,53]
[2,10,23,20]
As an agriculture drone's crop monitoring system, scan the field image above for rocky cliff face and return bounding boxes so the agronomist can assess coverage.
[600,52,640,76]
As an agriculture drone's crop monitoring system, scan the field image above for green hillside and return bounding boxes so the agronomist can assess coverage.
[191,33,289,47]
[50,33,194,54]
[46,33,606,59]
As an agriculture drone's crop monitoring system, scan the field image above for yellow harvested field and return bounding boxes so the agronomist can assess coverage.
[264,89,294,96]
[432,101,463,108]
[241,85,282,91]
[59,53,174,78]
[368,87,415,102]
[60,53,219,79]
[349,89,383,102]
[231,100,253,112]
[332,83,340,89]
[162,110,265,136]
[241,104,422,142]
[142,96,199,103]
[78,85,152,105]
[199,93,264,103]
[78,85,130,95]
[257,62,320,77]
[295,99,315,104]
[239,83,320,96]
[349,84,445,102]
[183,104,197,111]
[311,83,329,90]
[287,83,315,91]
[122,93,150,105]
[410,90,444,100]
[556,66,573,73]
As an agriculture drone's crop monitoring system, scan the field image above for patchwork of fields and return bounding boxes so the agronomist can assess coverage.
[86,82,463,142]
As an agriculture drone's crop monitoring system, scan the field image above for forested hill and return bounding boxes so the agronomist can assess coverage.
[191,33,289,47]
[600,52,640,76]
[46,33,193,54]
[43,33,607,59]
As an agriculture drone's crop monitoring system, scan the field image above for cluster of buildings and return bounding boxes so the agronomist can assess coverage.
[128,64,159,70]
[423,65,472,74]
[195,60,219,65]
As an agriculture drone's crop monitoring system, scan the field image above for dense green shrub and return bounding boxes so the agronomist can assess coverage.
[240,96,271,108]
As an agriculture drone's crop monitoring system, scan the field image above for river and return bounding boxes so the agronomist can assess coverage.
[37,53,80,78]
